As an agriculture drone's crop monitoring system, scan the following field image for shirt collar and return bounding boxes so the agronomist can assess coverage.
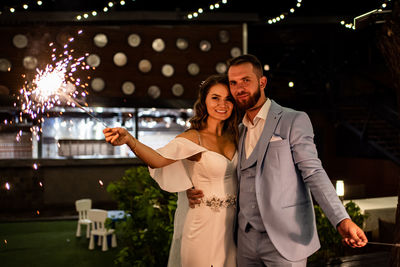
[242,98,271,127]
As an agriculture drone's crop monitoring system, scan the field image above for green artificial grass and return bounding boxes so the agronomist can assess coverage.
[0,220,118,267]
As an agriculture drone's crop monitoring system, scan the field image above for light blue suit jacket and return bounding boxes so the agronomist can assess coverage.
[237,100,349,261]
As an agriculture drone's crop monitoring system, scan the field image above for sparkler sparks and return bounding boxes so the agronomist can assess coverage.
[20,32,86,119]
[17,30,108,130]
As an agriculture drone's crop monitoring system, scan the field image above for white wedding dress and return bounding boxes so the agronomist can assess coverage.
[149,137,238,267]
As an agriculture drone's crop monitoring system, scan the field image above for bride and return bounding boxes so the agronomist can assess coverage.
[104,74,239,267]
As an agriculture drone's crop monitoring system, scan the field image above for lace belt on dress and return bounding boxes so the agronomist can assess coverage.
[200,194,236,212]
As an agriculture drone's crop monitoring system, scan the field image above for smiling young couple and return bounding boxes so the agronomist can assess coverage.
[104,54,367,267]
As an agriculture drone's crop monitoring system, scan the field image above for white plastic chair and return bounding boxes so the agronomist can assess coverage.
[88,209,117,251]
[75,198,92,238]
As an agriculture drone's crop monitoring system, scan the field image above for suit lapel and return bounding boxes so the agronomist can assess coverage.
[257,100,283,164]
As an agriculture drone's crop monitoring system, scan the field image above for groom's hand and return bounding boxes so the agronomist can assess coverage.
[337,218,368,248]
[186,188,204,208]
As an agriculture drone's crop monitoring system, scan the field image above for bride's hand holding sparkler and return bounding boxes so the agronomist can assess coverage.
[103,127,176,168]
[103,127,135,147]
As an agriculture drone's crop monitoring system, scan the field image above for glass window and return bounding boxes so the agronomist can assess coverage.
[40,107,136,158]
[0,107,193,159]
[137,108,193,151]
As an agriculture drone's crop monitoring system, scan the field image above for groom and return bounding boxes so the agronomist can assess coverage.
[189,54,367,266]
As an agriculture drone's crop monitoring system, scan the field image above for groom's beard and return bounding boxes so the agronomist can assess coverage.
[236,85,261,111]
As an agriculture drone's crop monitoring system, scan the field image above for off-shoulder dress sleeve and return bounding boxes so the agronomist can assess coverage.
[148,137,206,192]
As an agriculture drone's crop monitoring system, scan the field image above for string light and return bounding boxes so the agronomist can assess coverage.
[0,0,138,20]
[0,0,46,16]
[73,0,140,20]
[340,0,391,30]
[0,0,392,25]
[267,0,304,24]
[186,0,229,20]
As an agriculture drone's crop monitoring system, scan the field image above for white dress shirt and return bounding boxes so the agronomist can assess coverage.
[242,98,271,159]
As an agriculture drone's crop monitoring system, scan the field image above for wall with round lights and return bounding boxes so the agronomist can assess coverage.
[0,24,243,107]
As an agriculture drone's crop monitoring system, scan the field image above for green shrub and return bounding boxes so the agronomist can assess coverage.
[310,201,366,262]
[107,166,177,267]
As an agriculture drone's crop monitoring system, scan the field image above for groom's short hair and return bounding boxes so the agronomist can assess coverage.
[227,54,263,78]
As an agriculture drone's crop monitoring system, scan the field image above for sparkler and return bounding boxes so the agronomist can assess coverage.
[368,241,400,247]
[17,30,108,129]
[64,94,108,127]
